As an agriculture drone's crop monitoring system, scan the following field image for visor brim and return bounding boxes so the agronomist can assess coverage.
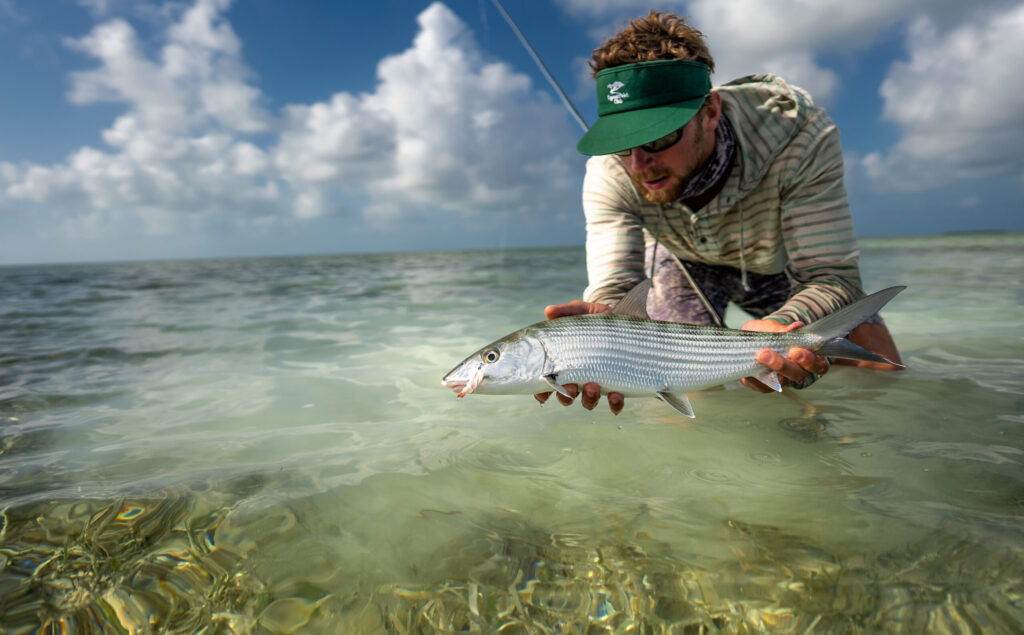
[577,96,706,156]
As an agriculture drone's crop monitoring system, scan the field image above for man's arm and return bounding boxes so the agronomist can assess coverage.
[769,113,864,324]
[580,155,648,305]
[768,111,901,365]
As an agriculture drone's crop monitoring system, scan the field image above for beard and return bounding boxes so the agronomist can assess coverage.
[627,116,709,204]
[629,168,691,203]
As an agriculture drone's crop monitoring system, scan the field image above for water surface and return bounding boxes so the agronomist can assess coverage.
[1,234,1023,632]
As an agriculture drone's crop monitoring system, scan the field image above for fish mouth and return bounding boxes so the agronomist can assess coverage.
[443,366,486,398]
[443,380,467,393]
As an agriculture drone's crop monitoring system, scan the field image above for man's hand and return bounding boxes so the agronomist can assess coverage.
[534,381,625,415]
[543,300,612,320]
[739,319,830,393]
[534,300,625,414]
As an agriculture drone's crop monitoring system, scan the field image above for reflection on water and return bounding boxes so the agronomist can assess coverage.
[2,236,1024,631]
[0,489,267,632]
[2,486,1022,632]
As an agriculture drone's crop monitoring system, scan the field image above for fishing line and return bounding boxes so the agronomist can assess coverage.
[489,0,588,132]
[491,0,721,324]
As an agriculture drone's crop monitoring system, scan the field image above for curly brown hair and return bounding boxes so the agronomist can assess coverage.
[590,11,715,76]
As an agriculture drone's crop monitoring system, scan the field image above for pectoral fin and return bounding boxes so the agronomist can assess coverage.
[542,374,572,398]
[656,391,695,418]
[755,369,783,392]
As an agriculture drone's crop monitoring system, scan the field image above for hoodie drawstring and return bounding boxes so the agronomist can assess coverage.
[737,199,750,291]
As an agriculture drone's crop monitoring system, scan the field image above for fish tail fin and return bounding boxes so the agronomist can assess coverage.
[801,286,905,367]
[816,337,903,367]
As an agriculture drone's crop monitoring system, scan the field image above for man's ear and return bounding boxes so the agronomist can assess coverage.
[703,92,723,131]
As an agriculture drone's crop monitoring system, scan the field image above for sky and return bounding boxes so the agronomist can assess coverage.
[0,0,1021,265]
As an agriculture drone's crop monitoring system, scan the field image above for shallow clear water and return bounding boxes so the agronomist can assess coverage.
[1,234,1023,632]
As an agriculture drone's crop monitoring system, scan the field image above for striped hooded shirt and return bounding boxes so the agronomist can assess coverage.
[581,74,864,325]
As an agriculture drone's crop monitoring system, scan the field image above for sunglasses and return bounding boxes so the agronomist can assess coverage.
[612,126,685,157]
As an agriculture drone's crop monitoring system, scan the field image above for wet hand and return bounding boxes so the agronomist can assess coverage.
[535,300,622,413]
[739,319,829,392]
[543,300,612,320]
[534,382,625,415]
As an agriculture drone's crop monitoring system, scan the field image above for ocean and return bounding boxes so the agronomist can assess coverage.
[1,233,1022,632]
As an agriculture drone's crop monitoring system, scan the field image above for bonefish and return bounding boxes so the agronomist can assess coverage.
[442,281,904,417]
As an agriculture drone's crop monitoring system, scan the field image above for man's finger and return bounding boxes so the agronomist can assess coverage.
[788,347,829,375]
[534,392,551,404]
[580,382,601,410]
[756,349,787,372]
[556,383,579,406]
[756,349,809,384]
[607,392,624,415]
[544,301,588,320]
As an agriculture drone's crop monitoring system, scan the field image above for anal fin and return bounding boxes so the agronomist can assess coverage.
[656,391,695,418]
[755,369,783,392]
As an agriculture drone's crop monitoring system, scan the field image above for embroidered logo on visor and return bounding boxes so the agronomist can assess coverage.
[606,81,629,104]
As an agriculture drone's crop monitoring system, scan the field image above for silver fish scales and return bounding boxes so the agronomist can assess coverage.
[443,284,904,417]
[535,314,816,395]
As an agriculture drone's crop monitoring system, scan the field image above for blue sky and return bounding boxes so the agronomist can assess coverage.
[1,0,1021,264]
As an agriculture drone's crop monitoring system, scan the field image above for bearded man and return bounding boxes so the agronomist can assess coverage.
[537,11,901,414]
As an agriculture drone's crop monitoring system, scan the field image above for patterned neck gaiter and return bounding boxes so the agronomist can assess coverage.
[678,116,736,203]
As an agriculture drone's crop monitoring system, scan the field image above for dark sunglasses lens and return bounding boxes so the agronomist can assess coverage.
[647,129,682,152]
[612,127,682,157]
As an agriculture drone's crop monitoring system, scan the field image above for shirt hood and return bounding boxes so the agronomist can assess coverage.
[715,74,816,192]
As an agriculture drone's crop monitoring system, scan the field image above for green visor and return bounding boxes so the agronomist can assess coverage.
[577,60,711,156]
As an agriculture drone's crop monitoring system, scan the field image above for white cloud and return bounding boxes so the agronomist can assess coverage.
[360,3,577,214]
[272,2,580,220]
[0,0,277,231]
[687,0,916,53]
[556,0,925,101]
[0,1,579,235]
[557,0,650,15]
[709,48,839,105]
[863,4,1024,191]
[274,93,395,185]
[232,142,269,176]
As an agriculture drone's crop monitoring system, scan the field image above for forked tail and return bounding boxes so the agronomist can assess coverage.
[801,286,905,367]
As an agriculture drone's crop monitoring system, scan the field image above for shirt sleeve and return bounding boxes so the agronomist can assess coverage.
[580,156,648,306]
[766,114,864,324]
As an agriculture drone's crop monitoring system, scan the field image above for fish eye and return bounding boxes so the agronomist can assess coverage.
[481,348,500,364]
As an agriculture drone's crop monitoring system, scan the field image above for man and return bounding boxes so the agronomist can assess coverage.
[536,11,901,415]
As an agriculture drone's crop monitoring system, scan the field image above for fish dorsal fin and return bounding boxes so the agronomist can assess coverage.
[611,279,652,319]
[656,391,695,418]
